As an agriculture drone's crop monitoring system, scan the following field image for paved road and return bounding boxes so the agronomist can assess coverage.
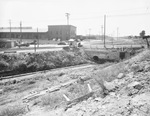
[0,44,69,54]
[81,39,144,49]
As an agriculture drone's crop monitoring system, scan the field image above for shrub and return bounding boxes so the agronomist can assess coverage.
[62,58,71,66]
[13,61,27,73]
[47,62,55,69]
[27,80,36,85]
[0,50,89,75]
[41,62,55,70]
[12,80,17,84]
[0,60,9,71]
[27,62,39,72]
[66,83,89,99]
[41,92,65,109]
[0,104,26,116]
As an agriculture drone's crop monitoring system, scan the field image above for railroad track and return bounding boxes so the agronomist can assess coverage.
[0,63,99,80]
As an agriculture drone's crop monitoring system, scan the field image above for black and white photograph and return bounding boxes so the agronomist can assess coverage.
[0,0,150,115]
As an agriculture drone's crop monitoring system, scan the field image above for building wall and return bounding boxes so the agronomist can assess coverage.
[0,40,16,48]
[0,32,48,40]
[48,25,76,41]
[0,25,77,41]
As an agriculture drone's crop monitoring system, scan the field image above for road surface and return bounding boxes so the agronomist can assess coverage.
[0,44,69,53]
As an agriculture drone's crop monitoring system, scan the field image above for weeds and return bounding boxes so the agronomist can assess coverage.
[0,104,26,116]
[41,91,65,109]
[95,62,126,82]
[0,50,88,76]
[0,60,9,71]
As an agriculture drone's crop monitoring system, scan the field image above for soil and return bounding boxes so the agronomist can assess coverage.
[1,49,150,116]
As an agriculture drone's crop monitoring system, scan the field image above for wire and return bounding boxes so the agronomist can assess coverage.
[107,12,150,17]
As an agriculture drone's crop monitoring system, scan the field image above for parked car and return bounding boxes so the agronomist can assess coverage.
[17,43,30,48]
[57,41,68,45]
[30,40,37,45]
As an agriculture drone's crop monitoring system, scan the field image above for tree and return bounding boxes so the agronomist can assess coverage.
[140,30,145,38]
[140,30,149,48]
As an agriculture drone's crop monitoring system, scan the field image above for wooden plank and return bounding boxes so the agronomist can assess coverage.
[64,92,94,111]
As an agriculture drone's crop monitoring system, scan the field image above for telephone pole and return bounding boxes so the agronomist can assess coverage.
[37,28,39,47]
[20,21,22,42]
[104,15,106,48]
[9,20,11,40]
[101,25,103,40]
[89,28,91,38]
[117,27,119,40]
[65,13,70,25]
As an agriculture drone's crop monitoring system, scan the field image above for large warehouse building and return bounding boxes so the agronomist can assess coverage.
[0,25,77,41]
[47,25,76,40]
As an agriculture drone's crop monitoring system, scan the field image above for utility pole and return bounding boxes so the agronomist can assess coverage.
[111,34,114,48]
[89,28,91,48]
[34,39,36,52]
[9,20,11,40]
[20,21,22,42]
[104,15,106,48]
[37,28,39,47]
[117,27,119,40]
[101,25,103,40]
[89,28,91,39]
[65,13,70,25]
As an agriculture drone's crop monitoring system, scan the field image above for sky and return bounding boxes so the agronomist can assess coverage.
[0,0,150,36]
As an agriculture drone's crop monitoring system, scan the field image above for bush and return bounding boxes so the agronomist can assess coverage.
[62,58,71,66]
[27,62,39,72]
[0,60,9,71]
[27,80,36,85]
[13,61,27,73]
[41,92,65,109]
[0,50,89,75]
[0,104,26,116]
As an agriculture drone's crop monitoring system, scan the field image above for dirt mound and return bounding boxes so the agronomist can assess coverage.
[15,49,150,116]
[43,49,150,116]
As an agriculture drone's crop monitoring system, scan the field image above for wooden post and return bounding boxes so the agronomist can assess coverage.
[87,83,92,92]
[63,94,70,101]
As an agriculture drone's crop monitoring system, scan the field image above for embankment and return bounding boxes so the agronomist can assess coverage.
[0,49,89,77]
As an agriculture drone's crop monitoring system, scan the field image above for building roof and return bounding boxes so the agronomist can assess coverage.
[0,39,15,42]
[48,25,76,28]
[0,28,48,33]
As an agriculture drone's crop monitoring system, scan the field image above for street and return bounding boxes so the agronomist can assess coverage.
[0,44,69,53]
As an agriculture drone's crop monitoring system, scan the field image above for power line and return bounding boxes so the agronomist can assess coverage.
[1,12,149,25]
[107,12,150,17]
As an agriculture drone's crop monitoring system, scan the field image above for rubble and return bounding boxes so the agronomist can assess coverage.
[62,49,150,116]
[23,49,150,116]
[117,73,125,79]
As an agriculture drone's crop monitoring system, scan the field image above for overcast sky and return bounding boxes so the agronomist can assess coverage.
[0,0,150,36]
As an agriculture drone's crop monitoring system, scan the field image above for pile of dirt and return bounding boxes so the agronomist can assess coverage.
[42,49,150,116]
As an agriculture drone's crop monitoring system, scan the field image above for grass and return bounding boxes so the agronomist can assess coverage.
[1,49,148,115]
[36,59,128,109]
[66,83,90,99]
[41,91,66,109]
[93,62,126,83]
[38,83,92,109]
[0,49,88,76]
[0,104,26,116]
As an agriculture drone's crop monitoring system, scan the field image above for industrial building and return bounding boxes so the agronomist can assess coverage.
[0,32,47,40]
[0,25,77,41]
[47,25,76,40]
[0,39,17,48]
